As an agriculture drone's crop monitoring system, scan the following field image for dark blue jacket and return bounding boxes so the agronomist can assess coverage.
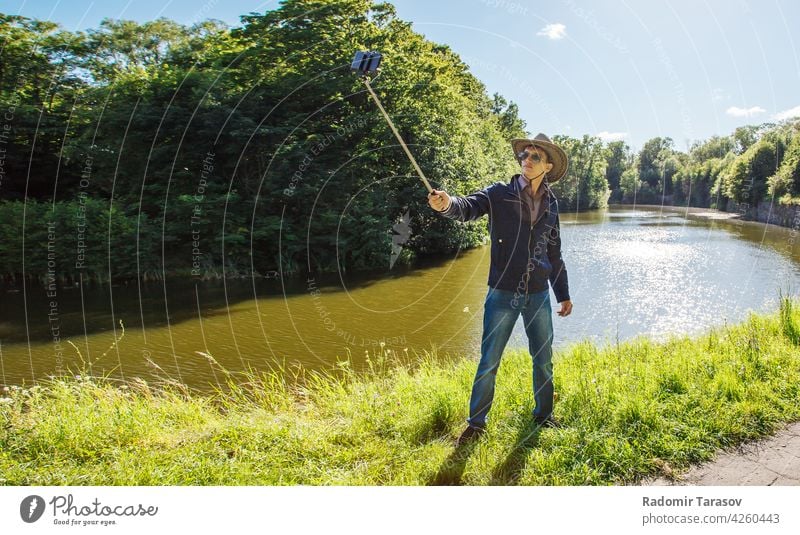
[439,174,570,303]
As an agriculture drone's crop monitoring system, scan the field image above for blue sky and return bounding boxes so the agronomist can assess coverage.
[3,0,799,151]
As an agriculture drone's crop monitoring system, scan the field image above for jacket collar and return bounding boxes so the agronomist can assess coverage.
[514,174,549,198]
[507,174,556,221]
[508,173,553,200]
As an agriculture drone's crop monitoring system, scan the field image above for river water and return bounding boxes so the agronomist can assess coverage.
[2,205,799,391]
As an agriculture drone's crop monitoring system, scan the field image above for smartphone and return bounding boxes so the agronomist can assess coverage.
[350,51,382,74]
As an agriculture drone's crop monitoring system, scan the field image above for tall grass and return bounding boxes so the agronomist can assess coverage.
[1,299,799,485]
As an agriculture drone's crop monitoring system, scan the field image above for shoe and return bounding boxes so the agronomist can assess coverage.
[455,425,485,446]
[533,416,561,429]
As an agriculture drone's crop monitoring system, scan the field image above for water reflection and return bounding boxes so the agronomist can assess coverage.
[550,206,800,351]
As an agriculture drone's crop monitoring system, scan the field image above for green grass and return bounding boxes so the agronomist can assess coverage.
[2,296,800,485]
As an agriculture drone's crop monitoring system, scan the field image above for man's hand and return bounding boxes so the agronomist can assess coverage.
[556,300,573,317]
[428,189,451,212]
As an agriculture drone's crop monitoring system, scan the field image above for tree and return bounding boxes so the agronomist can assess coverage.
[0,14,88,200]
[723,139,777,204]
[637,137,674,190]
[550,135,609,210]
[689,135,734,161]
[491,92,526,139]
[768,130,800,201]
[733,125,759,154]
[605,140,631,202]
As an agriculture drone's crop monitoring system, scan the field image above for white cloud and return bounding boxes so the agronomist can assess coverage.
[725,106,766,118]
[596,131,628,142]
[772,105,800,121]
[537,23,567,40]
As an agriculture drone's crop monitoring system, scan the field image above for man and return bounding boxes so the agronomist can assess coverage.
[427,133,573,446]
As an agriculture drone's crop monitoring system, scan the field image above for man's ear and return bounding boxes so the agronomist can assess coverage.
[546,163,553,172]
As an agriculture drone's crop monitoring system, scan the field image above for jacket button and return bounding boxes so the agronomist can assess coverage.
[498,239,503,243]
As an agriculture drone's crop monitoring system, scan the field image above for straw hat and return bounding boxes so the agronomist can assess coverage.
[510,133,569,183]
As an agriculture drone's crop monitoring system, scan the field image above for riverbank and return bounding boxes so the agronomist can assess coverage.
[610,200,800,230]
[609,203,745,222]
[2,296,800,485]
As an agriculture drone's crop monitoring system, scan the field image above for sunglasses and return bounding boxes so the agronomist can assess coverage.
[517,150,544,163]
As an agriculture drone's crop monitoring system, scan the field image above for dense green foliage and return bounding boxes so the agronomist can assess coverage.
[1,3,799,284]
[0,198,160,283]
[616,123,800,209]
[0,3,533,282]
[550,134,610,210]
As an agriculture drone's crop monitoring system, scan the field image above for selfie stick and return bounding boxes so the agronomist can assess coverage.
[351,51,434,194]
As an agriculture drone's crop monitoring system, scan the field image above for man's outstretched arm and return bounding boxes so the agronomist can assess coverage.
[427,187,491,222]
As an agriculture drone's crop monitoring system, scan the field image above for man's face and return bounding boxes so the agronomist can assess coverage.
[519,144,553,181]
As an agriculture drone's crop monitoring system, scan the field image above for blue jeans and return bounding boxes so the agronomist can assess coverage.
[466,287,554,429]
